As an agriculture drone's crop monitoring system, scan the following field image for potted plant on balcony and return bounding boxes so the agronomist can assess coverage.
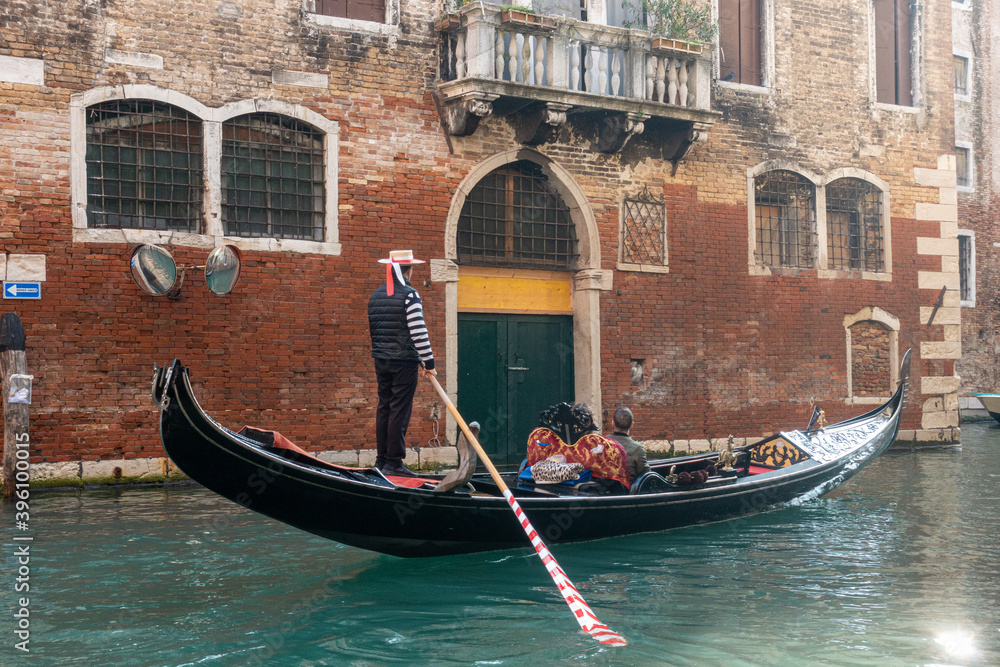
[621,0,717,54]
[435,0,467,32]
[499,4,558,30]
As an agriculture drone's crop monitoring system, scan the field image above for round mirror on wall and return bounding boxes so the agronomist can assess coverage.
[129,244,177,296]
[205,245,242,295]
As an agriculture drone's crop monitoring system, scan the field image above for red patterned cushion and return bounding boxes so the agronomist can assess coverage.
[526,427,631,488]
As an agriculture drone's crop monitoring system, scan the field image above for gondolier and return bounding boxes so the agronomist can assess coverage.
[368,250,436,477]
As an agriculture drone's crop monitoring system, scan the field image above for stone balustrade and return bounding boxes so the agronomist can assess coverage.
[439,5,711,111]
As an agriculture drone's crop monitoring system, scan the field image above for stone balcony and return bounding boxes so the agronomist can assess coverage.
[436,3,719,160]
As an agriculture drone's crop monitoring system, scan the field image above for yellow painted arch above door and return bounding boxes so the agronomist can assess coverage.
[457,266,573,314]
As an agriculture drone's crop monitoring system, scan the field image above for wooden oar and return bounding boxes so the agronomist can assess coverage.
[425,373,627,647]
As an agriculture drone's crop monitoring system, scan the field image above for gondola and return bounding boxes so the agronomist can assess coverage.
[154,350,910,558]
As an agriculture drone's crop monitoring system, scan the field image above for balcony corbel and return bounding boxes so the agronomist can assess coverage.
[442,92,500,137]
[595,111,646,153]
[660,120,713,170]
[513,102,572,145]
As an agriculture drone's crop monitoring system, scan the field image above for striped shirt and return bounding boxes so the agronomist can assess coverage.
[405,291,435,370]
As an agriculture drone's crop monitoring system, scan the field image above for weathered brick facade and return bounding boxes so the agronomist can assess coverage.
[953,0,1000,398]
[0,0,961,483]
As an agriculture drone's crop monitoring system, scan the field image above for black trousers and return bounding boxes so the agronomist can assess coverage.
[374,359,419,467]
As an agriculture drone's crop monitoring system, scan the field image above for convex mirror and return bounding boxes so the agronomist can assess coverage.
[129,244,177,296]
[129,244,242,296]
[205,245,241,296]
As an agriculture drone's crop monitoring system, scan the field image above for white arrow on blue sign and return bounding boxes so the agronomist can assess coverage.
[3,282,41,299]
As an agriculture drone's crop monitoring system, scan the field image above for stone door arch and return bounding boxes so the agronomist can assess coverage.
[438,149,604,444]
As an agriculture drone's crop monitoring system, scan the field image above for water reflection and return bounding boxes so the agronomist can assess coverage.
[5,425,999,665]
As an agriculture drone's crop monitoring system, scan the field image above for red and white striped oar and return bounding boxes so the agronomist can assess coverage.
[426,373,627,647]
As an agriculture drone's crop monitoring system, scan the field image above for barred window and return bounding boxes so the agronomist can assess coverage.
[85,100,203,232]
[221,113,326,241]
[826,178,884,272]
[457,160,577,270]
[620,188,666,267]
[958,231,974,305]
[754,170,816,268]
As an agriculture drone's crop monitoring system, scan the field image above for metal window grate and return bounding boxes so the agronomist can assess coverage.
[221,113,325,242]
[85,100,203,232]
[458,161,577,270]
[621,187,665,265]
[754,170,816,268]
[826,178,884,272]
[959,234,972,301]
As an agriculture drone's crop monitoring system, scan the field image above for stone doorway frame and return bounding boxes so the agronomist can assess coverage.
[432,148,607,439]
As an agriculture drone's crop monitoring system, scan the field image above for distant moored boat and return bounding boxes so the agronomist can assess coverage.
[968,392,1000,425]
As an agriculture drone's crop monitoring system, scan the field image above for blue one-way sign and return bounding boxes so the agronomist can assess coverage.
[3,282,41,299]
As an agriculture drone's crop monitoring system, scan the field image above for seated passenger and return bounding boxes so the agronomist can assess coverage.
[526,403,631,491]
[606,407,651,484]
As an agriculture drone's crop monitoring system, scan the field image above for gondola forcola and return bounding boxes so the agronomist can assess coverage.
[154,350,911,559]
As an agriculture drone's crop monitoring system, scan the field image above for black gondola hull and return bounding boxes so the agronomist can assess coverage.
[155,355,908,558]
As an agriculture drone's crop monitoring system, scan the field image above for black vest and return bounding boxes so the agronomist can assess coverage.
[368,282,419,364]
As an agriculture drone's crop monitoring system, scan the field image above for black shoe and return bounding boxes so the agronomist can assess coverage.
[380,462,417,477]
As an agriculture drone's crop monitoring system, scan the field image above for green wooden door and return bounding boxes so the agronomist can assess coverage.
[457,313,574,468]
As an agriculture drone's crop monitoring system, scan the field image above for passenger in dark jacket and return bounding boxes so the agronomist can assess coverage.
[606,407,650,485]
[368,250,436,478]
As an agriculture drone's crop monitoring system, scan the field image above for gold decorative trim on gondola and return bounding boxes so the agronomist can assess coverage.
[750,438,810,468]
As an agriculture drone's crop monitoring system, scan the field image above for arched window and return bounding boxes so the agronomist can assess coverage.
[826,178,884,272]
[457,160,577,270]
[221,113,326,241]
[85,100,203,232]
[754,170,815,268]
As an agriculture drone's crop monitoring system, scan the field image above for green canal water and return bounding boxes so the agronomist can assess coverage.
[3,423,999,666]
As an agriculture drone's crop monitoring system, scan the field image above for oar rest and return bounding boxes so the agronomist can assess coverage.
[526,427,631,490]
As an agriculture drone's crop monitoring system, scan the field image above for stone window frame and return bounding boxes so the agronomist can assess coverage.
[955,141,974,192]
[616,188,669,274]
[712,0,775,95]
[843,306,900,405]
[957,228,975,308]
[747,162,820,275]
[952,50,972,102]
[70,85,341,256]
[301,0,400,37]
[747,162,892,281]
[868,0,925,112]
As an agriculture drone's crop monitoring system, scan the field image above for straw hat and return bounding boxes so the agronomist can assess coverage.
[378,250,425,265]
[379,250,425,295]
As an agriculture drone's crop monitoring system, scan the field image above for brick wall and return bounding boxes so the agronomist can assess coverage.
[0,0,959,469]
[850,321,892,396]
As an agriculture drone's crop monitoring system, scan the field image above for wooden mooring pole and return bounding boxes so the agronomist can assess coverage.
[1,312,28,499]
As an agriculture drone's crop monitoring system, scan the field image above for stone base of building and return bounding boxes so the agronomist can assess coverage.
[891,428,963,449]
[15,428,962,488]
[18,445,459,489]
